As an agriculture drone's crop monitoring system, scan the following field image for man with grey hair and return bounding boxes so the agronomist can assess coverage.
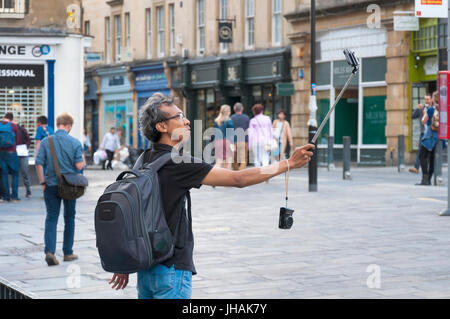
[231,102,250,170]
[108,93,315,299]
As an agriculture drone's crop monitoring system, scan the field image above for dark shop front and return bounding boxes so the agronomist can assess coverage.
[179,48,291,152]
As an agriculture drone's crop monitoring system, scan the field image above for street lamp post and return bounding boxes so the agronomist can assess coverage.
[308,0,318,192]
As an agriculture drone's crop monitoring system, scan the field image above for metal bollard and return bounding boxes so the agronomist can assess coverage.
[398,135,405,172]
[434,139,444,186]
[328,136,335,171]
[343,136,351,180]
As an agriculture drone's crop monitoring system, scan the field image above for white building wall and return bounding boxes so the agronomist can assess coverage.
[54,34,85,143]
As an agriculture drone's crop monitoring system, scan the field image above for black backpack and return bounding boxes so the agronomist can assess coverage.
[95,152,177,274]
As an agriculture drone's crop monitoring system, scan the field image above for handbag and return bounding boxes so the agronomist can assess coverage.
[48,136,88,200]
[431,108,439,132]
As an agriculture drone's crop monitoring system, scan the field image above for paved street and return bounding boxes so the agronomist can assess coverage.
[1,164,450,299]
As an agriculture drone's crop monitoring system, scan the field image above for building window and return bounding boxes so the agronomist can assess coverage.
[84,20,90,36]
[105,17,111,63]
[197,0,205,55]
[146,8,152,58]
[169,4,175,56]
[245,0,255,49]
[114,15,121,63]
[0,0,26,18]
[412,23,437,53]
[219,0,228,52]
[157,6,165,57]
[272,0,282,46]
[125,12,131,48]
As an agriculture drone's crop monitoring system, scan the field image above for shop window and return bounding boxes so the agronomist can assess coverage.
[0,86,44,158]
[104,100,130,146]
[362,57,386,83]
[316,90,330,145]
[362,87,386,145]
[316,62,331,86]
[333,60,358,88]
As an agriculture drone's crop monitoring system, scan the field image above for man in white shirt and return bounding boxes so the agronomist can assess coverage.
[100,127,120,170]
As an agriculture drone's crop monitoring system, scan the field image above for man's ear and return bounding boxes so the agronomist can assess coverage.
[156,121,168,134]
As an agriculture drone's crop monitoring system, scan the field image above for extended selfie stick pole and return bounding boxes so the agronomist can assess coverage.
[311,50,359,144]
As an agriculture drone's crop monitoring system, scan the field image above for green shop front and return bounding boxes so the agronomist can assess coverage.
[409,18,439,153]
[315,56,388,165]
[179,48,292,155]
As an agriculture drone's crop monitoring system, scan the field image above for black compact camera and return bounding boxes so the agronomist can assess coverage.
[279,207,294,230]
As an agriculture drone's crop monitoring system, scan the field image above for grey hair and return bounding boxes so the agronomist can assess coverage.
[139,93,174,143]
[233,102,244,113]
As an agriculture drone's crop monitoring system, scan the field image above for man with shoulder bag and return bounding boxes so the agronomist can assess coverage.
[35,113,87,266]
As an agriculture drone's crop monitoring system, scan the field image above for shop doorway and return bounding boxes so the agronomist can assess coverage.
[335,88,359,145]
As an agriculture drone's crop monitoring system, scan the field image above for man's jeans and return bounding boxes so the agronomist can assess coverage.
[19,156,31,195]
[44,186,77,255]
[414,132,424,170]
[137,264,192,299]
[0,151,20,201]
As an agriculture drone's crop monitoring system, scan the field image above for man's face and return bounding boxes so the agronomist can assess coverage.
[158,104,191,143]
[425,96,432,105]
[110,128,115,135]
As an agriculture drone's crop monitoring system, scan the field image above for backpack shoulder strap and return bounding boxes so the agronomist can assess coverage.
[148,153,174,172]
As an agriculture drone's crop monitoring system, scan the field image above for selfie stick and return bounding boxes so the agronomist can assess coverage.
[311,49,360,144]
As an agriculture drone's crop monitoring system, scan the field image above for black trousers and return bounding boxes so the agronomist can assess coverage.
[102,150,115,170]
[419,145,435,181]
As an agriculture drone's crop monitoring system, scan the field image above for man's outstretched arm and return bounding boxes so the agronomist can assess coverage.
[202,144,315,188]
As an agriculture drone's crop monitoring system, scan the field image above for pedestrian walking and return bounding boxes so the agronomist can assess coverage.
[0,113,21,203]
[35,115,54,159]
[107,93,315,299]
[16,121,32,198]
[272,110,294,162]
[213,104,234,170]
[35,113,84,266]
[248,104,273,167]
[231,103,250,170]
[100,127,120,170]
[417,91,439,186]
[410,94,432,174]
[83,128,91,166]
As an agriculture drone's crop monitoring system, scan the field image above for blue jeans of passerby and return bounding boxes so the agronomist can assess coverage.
[137,264,192,299]
[44,185,77,255]
[19,156,31,195]
[0,151,20,201]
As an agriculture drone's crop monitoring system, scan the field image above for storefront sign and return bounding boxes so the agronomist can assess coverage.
[0,44,55,60]
[218,22,233,43]
[394,15,419,31]
[277,83,294,96]
[135,72,166,82]
[415,0,448,18]
[0,64,45,86]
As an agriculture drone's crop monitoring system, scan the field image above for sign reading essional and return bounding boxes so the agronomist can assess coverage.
[0,64,44,87]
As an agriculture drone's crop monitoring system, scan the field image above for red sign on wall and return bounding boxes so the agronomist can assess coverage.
[438,71,449,139]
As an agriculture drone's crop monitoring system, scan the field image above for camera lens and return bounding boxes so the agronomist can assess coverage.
[285,216,293,228]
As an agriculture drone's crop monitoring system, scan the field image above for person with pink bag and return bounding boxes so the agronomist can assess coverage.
[248,104,273,167]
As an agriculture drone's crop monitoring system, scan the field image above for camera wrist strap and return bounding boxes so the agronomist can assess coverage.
[285,160,290,207]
